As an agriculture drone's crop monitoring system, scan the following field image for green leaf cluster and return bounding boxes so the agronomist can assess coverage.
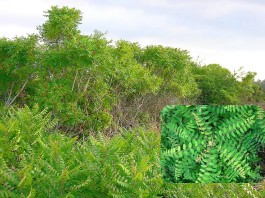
[161,105,265,183]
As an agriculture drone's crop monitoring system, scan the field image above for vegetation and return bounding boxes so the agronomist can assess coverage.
[0,5,265,197]
[1,105,265,197]
[256,79,265,91]
[161,105,265,183]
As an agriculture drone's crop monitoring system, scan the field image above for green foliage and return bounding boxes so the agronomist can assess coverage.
[256,79,265,91]
[0,35,38,106]
[240,72,265,103]
[195,65,265,104]
[38,6,82,47]
[109,40,161,97]
[195,64,242,104]
[1,5,264,134]
[32,32,115,132]
[0,6,264,195]
[0,106,162,197]
[1,106,265,197]
[161,105,265,183]
[162,183,265,198]
[142,46,200,100]
[75,128,163,197]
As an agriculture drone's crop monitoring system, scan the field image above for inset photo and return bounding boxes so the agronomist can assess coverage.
[161,105,265,183]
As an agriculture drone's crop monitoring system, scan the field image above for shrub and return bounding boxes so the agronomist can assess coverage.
[1,106,265,197]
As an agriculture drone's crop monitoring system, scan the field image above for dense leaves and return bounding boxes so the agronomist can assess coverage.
[161,105,265,183]
[1,106,265,197]
[0,5,265,197]
[38,6,82,47]
[0,6,264,134]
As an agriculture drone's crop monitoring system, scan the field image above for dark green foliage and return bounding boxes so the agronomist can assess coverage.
[161,105,265,183]
[240,72,265,103]
[0,35,38,107]
[256,79,265,91]
[194,65,265,104]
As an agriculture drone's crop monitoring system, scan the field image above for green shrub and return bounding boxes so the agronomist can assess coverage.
[0,106,162,197]
[1,106,265,197]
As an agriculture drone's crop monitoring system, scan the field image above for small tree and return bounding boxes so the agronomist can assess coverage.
[37,6,82,49]
[195,64,242,104]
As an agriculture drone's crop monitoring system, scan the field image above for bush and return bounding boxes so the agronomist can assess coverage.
[1,106,265,197]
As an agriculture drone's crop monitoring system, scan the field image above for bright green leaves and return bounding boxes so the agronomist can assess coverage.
[0,107,163,197]
[110,40,161,96]
[195,64,242,104]
[161,105,265,183]
[38,6,82,47]
[0,35,38,107]
[142,45,200,100]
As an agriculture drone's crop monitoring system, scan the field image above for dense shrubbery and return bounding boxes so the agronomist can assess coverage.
[0,105,162,197]
[0,6,264,135]
[1,106,265,197]
[0,5,265,197]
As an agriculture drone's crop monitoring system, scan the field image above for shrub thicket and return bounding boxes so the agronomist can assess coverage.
[1,106,265,197]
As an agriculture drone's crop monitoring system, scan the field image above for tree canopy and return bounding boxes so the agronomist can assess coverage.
[0,5,264,135]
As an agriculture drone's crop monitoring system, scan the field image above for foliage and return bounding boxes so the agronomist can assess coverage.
[256,79,265,91]
[194,64,242,104]
[142,46,200,100]
[0,5,265,197]
[1,106,265,197]
[0,6,264,134]
[0,35,38,107]
[161,105,265,183]
[0,106,162,197]
[240,73,265,103]
[38,6,82,47]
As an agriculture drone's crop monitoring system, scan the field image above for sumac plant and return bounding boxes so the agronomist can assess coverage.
[161,105,265,183]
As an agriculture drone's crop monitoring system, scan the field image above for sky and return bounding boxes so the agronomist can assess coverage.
[0,0,264,80]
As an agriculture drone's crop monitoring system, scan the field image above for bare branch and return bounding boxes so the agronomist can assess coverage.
[5,79,29,107]
[72,70,79,92]
[5,82,14,106]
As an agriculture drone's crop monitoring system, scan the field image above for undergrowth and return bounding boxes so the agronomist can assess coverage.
[0,105,265,197]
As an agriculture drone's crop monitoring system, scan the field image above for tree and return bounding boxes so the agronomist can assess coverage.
[195,64,242,104]
[142,46,200,99]
[240,72,265,103]
[0,5,263,136]
[0,35,38,107]
[256,79,265,91]
[37,6,82,49]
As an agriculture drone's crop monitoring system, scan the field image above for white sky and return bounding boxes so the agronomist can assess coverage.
[0,0,264,80]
